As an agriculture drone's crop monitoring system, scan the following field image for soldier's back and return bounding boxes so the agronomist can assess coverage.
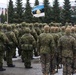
[59,35,75,58]
[39,33,54,54]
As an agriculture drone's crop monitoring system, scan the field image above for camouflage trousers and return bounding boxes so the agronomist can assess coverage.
[6,48,14,65]
[0,49,4,67]
[23,50,32,68]
[40,54,54,74]
[62,57,73,75]
[72,56,76,73]
[73,56,76,69]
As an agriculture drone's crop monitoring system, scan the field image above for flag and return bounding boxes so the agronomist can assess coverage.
[32,5,45,17]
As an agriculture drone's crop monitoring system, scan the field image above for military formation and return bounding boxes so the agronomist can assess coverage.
[0,22,76,75]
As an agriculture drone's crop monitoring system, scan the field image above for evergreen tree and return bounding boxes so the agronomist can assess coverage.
[24,0,33,23]
[1,9,5,23]
[15,0,23,23]
[8,0,14,23]
[43,0,52,23]
[34,0,39,6]
[52,0,60,22]
[4,8,7,22]
[63,0,72,23]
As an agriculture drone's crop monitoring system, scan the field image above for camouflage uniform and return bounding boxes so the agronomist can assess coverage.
[17,24,22,56]
[29,24,38,57]
[20,28,36,68]
[61,26,66,35]
[51,27,61,73]
[71,27,76,73]
[37,25,55,75]
[58,27,76,75]
[0,25,9,71]
[34,23,41,36]
[17,24,25,62]
[12,25,18,58]
[5,25,18,67]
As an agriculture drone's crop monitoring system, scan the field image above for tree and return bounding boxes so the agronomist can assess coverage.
[52,0,60,22]
[14,0,23,23]
[24,0,33,23]
[4,9,7,23]
[34,0,39,6]
[8,0,14,23]
[43,0,52,23]
[63,0,72,23]
[0,9,5,23]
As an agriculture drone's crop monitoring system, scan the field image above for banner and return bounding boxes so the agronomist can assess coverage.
[32,5,45,17]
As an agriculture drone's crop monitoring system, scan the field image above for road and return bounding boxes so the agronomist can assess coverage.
[0,56,76,75]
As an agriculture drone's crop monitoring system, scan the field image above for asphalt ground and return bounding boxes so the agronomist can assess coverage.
[0,56,76,75]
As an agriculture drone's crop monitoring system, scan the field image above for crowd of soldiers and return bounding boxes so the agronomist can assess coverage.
[0,22,76,75]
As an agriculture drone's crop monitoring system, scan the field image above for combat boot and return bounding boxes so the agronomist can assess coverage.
[0,67,6,71]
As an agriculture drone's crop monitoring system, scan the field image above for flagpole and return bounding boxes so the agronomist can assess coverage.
[7,0,8,24]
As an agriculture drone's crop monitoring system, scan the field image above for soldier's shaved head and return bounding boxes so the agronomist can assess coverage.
[44,25,50,32]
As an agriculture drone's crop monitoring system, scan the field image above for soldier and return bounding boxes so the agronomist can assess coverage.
[58,27,76,75]
[12,24,18,58]
[71,27,76,73]
[34,23,41,36]
[0,25,9,71]
[61,26,66,35]
[16,24,26,62]
[20,28,36,68]
[5,25,18,67]
[37,25,55,75]
[51,27,61,73]
[29,24,38,57]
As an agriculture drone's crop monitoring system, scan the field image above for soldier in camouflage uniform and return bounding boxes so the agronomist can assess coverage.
[0,25,9,71]
[29,24,38,57]
[12,25,18,58]
[70,27,76,73]
[37,25,55,75]
[61,26,66,35]
[5,25,18,67]
[20,28,36,68]
[58,27,76,75]
[17,24,26,62]
[51,27,61,73]
[34,23,41,36]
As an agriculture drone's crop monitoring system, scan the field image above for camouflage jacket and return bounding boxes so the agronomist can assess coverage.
[20,33,36,51]
[58,34,76,58]
[37,33,55,54]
